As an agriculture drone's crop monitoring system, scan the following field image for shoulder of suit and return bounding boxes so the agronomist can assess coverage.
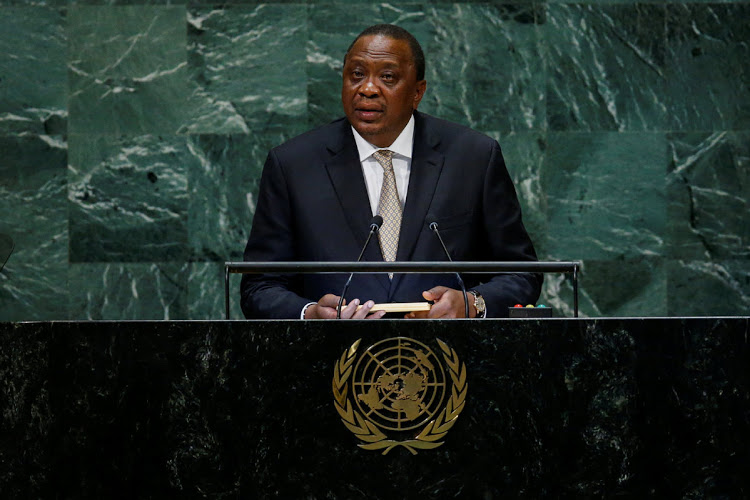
[415,111,499,149]
[270,117,349,159]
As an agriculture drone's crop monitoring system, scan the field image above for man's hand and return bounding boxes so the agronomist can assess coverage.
[304,294,386,320]
[405,286,476,319]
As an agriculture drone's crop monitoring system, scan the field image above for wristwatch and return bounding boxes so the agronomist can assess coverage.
[469,290,486,318]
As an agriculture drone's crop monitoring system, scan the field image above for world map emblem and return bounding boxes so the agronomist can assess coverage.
[332,337,467,455]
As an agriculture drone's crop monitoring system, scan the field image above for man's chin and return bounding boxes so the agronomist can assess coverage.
[352,122,384,139]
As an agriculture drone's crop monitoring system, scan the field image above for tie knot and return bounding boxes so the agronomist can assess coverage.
[372,149,394,170]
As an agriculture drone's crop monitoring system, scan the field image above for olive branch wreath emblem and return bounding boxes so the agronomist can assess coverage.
[332,338,467,455]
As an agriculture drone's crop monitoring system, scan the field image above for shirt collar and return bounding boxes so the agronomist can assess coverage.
[351,114,415,162]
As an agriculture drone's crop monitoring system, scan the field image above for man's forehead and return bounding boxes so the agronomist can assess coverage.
[346,36,413,65]
[346,54,403,66]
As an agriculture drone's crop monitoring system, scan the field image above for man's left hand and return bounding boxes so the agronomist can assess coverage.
[405,286,476,319]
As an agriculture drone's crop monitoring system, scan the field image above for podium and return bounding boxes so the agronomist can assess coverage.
[1,317,749,497]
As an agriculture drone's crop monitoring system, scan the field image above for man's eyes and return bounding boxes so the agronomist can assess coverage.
[349,70,397,81]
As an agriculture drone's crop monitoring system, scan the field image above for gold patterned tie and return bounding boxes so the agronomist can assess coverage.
[373,150,401,279]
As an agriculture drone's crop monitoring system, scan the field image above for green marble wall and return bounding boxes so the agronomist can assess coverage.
[1,1,748,320]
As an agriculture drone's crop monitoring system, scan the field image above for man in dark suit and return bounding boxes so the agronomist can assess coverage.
[241,24,541,319]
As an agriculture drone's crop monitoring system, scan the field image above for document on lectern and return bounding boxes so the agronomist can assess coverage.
[356,302,432,313]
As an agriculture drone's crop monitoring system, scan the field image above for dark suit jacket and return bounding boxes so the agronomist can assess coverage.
[240,111,542,318]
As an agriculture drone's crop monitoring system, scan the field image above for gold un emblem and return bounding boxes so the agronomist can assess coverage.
[332,337,467,455]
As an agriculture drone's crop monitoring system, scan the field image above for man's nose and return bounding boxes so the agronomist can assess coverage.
[359,78,379,97]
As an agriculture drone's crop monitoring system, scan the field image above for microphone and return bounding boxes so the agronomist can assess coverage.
[428,220,470,319]
[337,215,383,318]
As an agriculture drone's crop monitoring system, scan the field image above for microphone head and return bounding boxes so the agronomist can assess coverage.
[426,214,439,232]
[371,215,384,231]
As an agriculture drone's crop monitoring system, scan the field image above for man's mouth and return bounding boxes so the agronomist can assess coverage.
[355,108,383,120]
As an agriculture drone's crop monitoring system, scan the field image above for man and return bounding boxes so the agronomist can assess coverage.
[241,24,541,319]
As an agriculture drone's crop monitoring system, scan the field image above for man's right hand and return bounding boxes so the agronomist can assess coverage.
[304,294,386,320]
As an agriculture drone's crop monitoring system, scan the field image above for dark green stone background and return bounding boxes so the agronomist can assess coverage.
[1,1,748,320]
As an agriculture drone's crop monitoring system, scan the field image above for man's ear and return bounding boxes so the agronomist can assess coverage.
[413,80,427,109]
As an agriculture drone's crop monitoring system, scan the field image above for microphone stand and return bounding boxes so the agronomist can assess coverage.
[337,216,382,319]
[429,222,470,319]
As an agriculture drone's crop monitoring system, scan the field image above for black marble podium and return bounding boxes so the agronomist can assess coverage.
[1,318,749,498]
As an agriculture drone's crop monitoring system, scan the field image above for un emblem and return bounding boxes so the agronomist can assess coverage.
[332,337,467,455]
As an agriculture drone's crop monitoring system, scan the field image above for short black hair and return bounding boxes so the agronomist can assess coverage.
[344,24,425,81]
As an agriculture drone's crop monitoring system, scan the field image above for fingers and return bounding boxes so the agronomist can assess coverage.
[427,288,464,319]
[338,298,362,319]
[318,294,343,308]
[306,303,337,319]
[314,305,338,319]
[304,294,342,319]
[366,310,387,320]
[422,286,449,302]
[338,299,385,320]
[427,300,454,318]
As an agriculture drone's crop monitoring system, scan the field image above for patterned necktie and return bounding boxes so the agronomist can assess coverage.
[373,149,401,278]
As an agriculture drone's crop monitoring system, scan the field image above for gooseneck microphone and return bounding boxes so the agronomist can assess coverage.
[428,220,470,319]
[337,215,383,319]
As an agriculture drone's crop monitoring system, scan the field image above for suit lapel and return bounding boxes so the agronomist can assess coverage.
[391,114,445,295]
[324,122,390,294]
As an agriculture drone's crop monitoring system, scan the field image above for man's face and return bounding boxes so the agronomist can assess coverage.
[342,34,426,148]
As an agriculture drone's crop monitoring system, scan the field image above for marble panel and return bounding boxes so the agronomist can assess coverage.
[0,1,61,5]
[589,257,665,317]
[0,7,67,135]
[186,0,303,4]
[423,4,545,133]
[667,260,750,316]
[541,257,666,318]
[1,0,188,3]
[68,134,190,262]
[70,0,187,4]
[540,269,579,317]
[67,6,188,134]
[670,0,750,3]
[665,4,750,131]
[546,0,671,4]
[489,131,548,258]
[307,3,429,128]
[0,135,69,321]
[308,0,537,4]
[183,4,308,135]
[188,262,243,319]
[545,4,667,131]
[67,262,189,319]
[667,132,749,261]
[542,132,666,261]
[186,134,281,262]
[438,0,538,3]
